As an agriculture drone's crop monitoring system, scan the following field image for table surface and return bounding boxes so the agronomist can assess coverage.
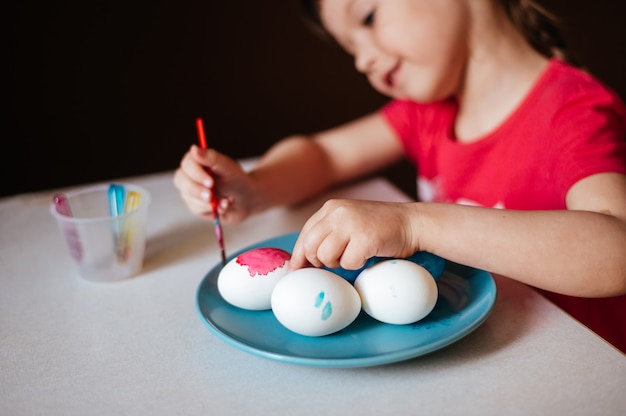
[1,168,625,416]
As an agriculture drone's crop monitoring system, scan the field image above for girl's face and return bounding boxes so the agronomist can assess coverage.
[319,0,470,102]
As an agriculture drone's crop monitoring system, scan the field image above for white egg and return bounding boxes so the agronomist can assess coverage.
[354,259,438,325]
[271,268,361,337]
[217,247,291,310]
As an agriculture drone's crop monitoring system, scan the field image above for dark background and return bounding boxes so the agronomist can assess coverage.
[6,1,626,199]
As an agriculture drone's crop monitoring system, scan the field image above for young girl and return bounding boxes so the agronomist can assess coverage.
[174,0,626,352]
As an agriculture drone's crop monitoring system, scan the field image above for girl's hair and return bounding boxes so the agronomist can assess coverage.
[299,0,577,64]
[299,0,328,40]
[502,0,576,64]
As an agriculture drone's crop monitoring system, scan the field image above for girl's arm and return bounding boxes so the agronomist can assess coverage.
[173,111,404,223]
[291,172,626,297]
[417,172,626,296]
[247,111,405,212]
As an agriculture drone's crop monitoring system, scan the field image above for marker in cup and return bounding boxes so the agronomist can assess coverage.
[53,193,83,262]
[51,183,150,282]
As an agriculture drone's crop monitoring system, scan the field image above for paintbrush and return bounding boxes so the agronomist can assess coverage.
[195,117,227,266]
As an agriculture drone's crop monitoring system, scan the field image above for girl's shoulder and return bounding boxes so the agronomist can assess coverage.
[540,59,624,109]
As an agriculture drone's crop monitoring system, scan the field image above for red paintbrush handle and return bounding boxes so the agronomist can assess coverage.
[196,117,220,217]
[195,117,227,264]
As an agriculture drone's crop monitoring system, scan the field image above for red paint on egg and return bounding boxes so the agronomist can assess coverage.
[236,247,291,277]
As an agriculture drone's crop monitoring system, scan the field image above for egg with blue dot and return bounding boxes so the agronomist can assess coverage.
[271,268,362,337]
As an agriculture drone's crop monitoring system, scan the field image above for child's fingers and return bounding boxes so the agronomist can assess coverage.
[290,208,335,270]
[289,237,315,271]
[173,163,218,217]
[336,240,369,271]
[315,232,348,269]
[185,146,217,187]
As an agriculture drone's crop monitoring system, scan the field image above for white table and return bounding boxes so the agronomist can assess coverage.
[1,169,625,415]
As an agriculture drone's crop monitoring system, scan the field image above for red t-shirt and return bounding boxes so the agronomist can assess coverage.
[381,58,626,352]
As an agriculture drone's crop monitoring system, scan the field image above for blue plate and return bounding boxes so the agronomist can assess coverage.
[195,232,497,368]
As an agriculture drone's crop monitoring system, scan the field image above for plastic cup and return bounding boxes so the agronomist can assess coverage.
[50,183,151,282]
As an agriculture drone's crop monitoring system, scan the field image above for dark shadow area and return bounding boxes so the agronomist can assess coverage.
[6,1,625,200]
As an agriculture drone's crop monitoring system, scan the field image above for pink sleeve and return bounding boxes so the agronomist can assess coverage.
[552,85,626,201]
[380,99,454,166]
[380,100,420,164]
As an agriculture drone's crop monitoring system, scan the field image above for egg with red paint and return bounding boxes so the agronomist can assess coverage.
[271,268,362,337]
[217,247,291,310]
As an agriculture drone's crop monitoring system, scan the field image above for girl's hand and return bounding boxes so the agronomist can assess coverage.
[289,199,421,270]
[173,145,258,224]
